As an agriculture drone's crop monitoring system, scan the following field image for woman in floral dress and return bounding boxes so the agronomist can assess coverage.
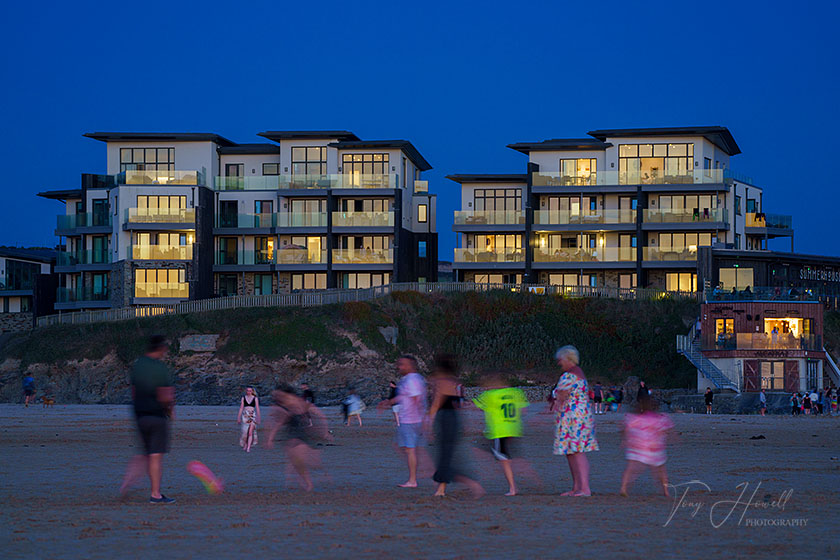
[551,345,598,496]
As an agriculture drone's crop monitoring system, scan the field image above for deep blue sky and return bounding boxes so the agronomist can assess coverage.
[2,0,838,260]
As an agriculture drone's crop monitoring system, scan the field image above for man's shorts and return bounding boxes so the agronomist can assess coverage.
[490,437,517,461]
[396,422,423,448]
[23,389,34,397]
[136,415,170,455]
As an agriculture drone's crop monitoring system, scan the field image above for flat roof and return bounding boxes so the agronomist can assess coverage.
[710,247,840,266]
[587,126,741,155]
[0,247,56,263]
[84,132,237,146]
[329,140,432,171]
[218,143,282,155]
[258,130,360,142]
[37,189,82,201]
[507,139,612,154]
[446,174,528,184]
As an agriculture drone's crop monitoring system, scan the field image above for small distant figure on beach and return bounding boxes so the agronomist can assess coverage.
[790,393,800,415]
[267,386,330,491]
[301,383,315,405]
[592,381,604,415]
[121,335,176,503]
[830,389,838,416]
[428,355,483,498]
[759,389,767,416]
[22,375,35,407]
[704,388,713,415]
[802,392,812,415]
[388,381,400,426]
[343,388,365,427]
[377,355,428,488]
[620,396,673,497]
[473,372,530,496]
[637,380,650,402]
[552,345,598,497]
[237,387,261,452]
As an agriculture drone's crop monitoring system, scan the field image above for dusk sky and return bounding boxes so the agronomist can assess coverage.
[2,0,838,260]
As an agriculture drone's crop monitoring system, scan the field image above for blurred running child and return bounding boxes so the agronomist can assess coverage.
[22,375,35,407]
[343,388,365,426]
[388,381,400,426]
[472,373,530,496]
[619,396,673,497]
[267,386,330,491]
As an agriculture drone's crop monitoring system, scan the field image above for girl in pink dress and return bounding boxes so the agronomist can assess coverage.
[619,396,673,497]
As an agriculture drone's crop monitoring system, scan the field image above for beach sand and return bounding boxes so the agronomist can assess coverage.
[1,403,838,559]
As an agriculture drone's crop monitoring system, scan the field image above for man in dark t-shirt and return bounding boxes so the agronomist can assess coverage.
[124,335,176,503]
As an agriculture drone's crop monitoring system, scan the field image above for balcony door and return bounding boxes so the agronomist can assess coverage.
[225,163,243,177]
[219,238,237,265]
[92,199,109,226]
[220,201,238,228]
[255,200,273,228]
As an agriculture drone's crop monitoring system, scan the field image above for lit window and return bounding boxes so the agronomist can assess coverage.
[418,204,428,223]
[418,241,427,258]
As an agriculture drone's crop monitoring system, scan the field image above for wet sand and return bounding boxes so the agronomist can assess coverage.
[1,404,838,559]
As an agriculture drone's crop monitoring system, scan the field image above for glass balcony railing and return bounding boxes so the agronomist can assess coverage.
[532,169,726,187]
[643,208,727,223]
[533,210,636,225]
[277,212,328,228]
[215,250,276,266]
[642,247,698,261]
[130,245,193,260]
[533,247,636,262]
[125,208,196,224]
[331,212,395,228]
[124,169,204,186]
[57,250,111,266]
[332,249,394,264]
[57,286,110,303]
[56,213,112,230]
[746,212,792,229]
[453,211,525,225]
[454,248,524,263]
[708,333,820,351]
[276,248,327,264]
[214,174,398,191]
[134,282,189,299]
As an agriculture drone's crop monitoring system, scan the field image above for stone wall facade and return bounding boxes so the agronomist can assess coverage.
[0,312,33,332]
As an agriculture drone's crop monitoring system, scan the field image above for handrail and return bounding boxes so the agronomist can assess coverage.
[824,347,840,386]
[35,282,700,328]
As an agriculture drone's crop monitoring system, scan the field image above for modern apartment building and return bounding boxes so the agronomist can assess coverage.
[0,247,54,331]
[448,126,793,292]
[39,131,437,311]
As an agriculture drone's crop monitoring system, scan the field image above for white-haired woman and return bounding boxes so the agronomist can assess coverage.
[237,387,261,452]
[551,345,598,496]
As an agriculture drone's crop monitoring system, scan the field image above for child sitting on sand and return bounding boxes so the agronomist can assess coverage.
[619,396,673,497]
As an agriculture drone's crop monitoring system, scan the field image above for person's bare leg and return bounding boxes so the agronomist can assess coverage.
[288,445,313,491]
[399,447,418,487]
[120,455,148,495]
[455,475,485,499]
[393,412,400,426]
[653,465,669,496]
[573,454,591,496]
[560,455,577,495]
[434,482,447,496]
[246,423,255,453]
[620,460,643,496]
[501,460,516,496]
[357,414,362,427]
[148,453,163,499]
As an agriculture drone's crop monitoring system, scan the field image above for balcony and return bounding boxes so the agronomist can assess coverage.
[331,211,395,228]
[707,333,821,352]
[130,245,193,261]
[332,249,394,264]
[532,169,727,187]
[533,247,636,262]
[124,169,204,186]
[215,250,276,266]
[643,208,728,224]
[56,286,110,304]
[125,208,196,225]
[277,248,327,264]
[746,212,793,229]
[215,212,329,229]
[453,211,525,226]
[214,174,398,191]
[705,286,820,302]
[134,282,189,299]
[642,247,697,261]
[56,250,111,267]
[56,213,112,232]
[533,210,636,226]
[454,248,524,263]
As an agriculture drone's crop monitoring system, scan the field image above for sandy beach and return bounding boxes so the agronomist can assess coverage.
[1,403,838,559]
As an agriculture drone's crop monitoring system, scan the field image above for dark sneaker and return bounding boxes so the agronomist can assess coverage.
[149,495,176,504]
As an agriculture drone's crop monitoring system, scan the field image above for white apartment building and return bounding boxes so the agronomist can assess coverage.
[448,126,793,291]
[0,248,54,331]
[39,131,437,311]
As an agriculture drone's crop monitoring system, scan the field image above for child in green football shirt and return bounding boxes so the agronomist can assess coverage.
[472,374,530,496]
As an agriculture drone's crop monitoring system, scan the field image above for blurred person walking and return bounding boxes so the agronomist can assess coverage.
[704,388,713,415]
[619,396,673,497]
[551,346,599,496]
